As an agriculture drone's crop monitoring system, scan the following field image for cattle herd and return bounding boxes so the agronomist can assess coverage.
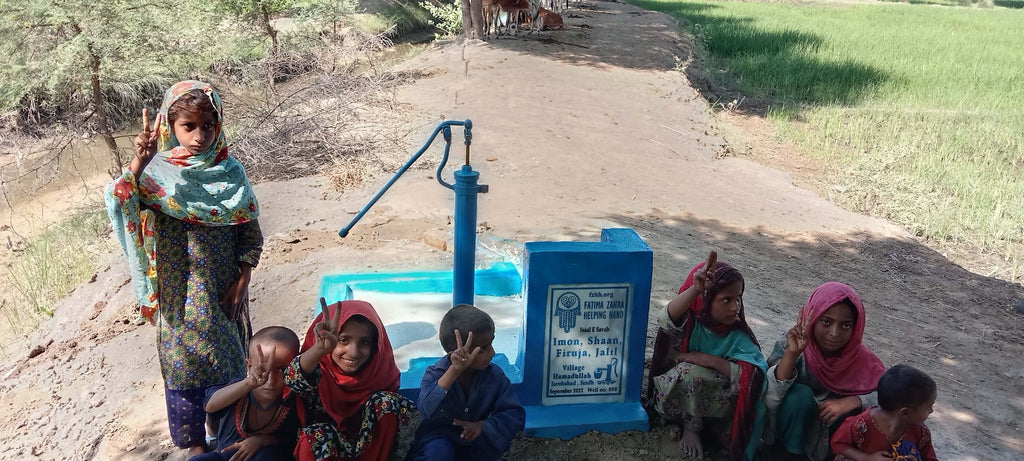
[483,0,569,36]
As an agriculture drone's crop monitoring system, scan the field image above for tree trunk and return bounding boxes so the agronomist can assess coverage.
[75,23,122,177]
[260,2,279,57]
[461,0,483,40]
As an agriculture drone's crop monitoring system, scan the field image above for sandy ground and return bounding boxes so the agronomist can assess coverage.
[1,1,1023,460]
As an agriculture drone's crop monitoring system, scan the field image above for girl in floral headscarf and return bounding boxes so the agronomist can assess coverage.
[105,81,263,457]
[649,252,767,461]
[763,282,886,460]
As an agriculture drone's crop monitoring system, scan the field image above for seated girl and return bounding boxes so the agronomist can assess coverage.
[285,299,415,461]
[764,282,886,460]
[649,252,767,461]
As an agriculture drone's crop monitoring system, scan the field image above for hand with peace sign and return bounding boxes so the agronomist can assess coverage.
[130,108,159,178]
[448,329,482,373]
[312,297,340,356]
[435,328,483,392]
[244,343,275,389]
[203,342,277,413]
[299,298,341,374]
[667,250,719,324]
[775,306,811,381]
[786,306,811,356]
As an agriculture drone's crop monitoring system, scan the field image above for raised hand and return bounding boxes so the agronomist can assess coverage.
[693,250,717,293]
[312,297,340,356]
[786,306,811,355]
[448,329,482,373]
[134,108,158,163]
[245,343,274,389]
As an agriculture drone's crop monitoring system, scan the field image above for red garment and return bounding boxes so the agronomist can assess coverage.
[300,300,400,429]
[802,282,886,395]
[831,408,937,461]
[293,414,398,461]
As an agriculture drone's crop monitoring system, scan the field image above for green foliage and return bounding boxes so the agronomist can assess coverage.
[0,0,208,128]
[0,0,369,131]
[630,0,1024,261]
[216,0,297,20]
[381,2,434,37]
[419,0,463,38]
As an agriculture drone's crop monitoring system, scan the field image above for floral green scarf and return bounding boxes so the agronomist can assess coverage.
[105,81,258,322]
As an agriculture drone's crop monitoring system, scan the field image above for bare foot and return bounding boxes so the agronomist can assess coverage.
[679,427,704,459]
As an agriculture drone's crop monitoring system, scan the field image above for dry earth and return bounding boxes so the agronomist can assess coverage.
[1,1,1022,460]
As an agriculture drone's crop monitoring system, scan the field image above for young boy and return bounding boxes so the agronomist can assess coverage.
[189,326,302,461]
[831,364,938,461]
[408,304,526,461]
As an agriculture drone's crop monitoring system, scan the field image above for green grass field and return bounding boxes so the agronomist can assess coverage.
[629,0,1024,274]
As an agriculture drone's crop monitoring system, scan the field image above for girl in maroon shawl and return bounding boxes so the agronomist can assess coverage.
[285,299,415,460]
[764,282,886,460]
[649,254,767,461]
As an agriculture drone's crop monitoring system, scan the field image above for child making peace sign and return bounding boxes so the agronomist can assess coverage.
[285,299,415,461]
[105,81,262,457]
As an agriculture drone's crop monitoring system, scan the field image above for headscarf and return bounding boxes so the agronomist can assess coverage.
[801,282,886,396]
[300,300,400,426]
[105,81,259,322]
[651,261,767,461]
[678,261,759,347]
[134,80,259,225]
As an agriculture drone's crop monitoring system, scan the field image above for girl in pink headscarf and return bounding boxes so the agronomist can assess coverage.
[764,282,886,461]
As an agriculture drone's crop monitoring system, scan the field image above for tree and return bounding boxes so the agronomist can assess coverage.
[216,0,299,57]
[0,0,198,175]
[460,0,484,39]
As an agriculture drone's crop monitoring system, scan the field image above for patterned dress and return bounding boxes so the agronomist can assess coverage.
[155,211,262,390]
[284,356,415,460]
[831,408,937,461]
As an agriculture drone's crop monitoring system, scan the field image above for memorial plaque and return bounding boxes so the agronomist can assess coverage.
[542,283,632,405]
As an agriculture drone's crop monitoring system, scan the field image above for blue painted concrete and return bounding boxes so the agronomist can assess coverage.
[319,228,653,441]
[321,263,524,399]
[523,402,650,439]
[383,321,437,349]
[521,228,653,439]
[320,262,521,301]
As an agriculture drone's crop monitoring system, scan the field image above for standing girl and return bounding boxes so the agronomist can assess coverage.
[285,299,415,461]
[105,81,263,457]
[649,252,767,461]
[764,282,886,460]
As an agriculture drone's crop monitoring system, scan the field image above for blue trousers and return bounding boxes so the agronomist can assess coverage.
[188,444,293,461]
[409,434,502,461]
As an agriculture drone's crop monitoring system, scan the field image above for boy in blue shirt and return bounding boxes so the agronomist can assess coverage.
[408,304,526,460]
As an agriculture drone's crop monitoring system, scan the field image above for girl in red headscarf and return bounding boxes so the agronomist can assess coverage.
[763,282,886,461]
[649,253,767,461]
[284,299,415,461]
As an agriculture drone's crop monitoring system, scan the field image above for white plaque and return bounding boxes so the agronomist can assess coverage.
[542,283,631,405]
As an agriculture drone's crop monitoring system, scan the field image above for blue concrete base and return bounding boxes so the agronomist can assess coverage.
[524,402,649,439]
[399,353,523,402]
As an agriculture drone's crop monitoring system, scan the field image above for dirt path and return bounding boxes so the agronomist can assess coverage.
[1,1,1022,460]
